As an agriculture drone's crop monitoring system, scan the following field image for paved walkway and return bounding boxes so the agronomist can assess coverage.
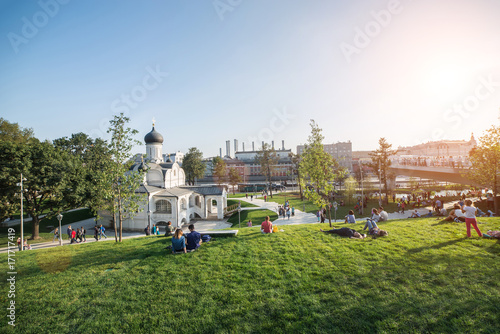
[0,218,232,254]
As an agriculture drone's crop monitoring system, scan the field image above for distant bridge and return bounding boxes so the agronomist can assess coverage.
[388,164,479,186]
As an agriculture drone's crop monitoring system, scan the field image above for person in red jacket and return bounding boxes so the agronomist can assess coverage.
[261,216,273,234]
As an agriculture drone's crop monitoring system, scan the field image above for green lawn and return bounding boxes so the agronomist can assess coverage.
[226,199,259,208]
[1,217,499,333]
[0,208,95,246]
[227,209,278,227]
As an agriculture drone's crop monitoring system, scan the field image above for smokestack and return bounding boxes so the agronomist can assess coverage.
[272,141,274,149]
[252,142,255,151]
[226,140,230,157]
[242,142,245,152]
[219,148,222,158]
[282,140,285,150]
[234,139,238,153]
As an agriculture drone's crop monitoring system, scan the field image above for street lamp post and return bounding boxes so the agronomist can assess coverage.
[360,164,364,216]
[378,159,383,207]
[57,213,63,246]
[147,210,152,232]
[238,203,241,229]
[16,174,26,251]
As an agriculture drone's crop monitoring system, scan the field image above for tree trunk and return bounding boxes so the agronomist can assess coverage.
[327,206,332,228]
[113,210,118,243]
[118,194,123,242]
[30,215,41,240]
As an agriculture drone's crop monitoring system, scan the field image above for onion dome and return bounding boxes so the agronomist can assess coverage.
[144,126,163,144]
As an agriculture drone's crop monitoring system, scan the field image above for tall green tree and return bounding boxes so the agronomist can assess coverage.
[54,133,113,216]
[0,140,84,239]
[212,156,226,187]
[228,167,242,194]
[299,120,342,227]
[255,143,278,198]
[0,118,34,144]
[467,125,500,213]
[107,113,146,242]
[183,147,206,185]
[369,138,397,205]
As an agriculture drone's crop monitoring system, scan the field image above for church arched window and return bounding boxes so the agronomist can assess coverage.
[155,200,172,214]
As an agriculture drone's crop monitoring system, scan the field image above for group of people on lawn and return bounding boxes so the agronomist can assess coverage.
[169,223,203,254]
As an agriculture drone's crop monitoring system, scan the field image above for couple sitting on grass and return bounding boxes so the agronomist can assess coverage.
[171,224,202,254]
[323,207,389,239]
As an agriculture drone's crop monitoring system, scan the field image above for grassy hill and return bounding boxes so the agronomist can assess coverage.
[1,217,499,333]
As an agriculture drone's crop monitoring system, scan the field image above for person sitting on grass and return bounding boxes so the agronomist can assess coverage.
[378,207,388,222]
[320,227,366,239]
[247,219,253,227]
[408,210,420,218]
[261,216,273,234]
[186,224,202,252]
[453,205,466,222]
[425,210,433,217]
[344,210,356,224]
[171,229,186,254]
[370,208,381,223]
[165,221,175,236]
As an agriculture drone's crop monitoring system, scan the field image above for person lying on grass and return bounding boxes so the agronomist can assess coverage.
[363,219,389,238]
[171,229,186,254]
[320,227,366,239]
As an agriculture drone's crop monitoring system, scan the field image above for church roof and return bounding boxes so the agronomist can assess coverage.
[154,188,192,198]
[144,126,164,144]
[180,186,224,196]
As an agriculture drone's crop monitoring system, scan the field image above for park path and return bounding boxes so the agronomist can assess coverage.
[237,196,320,225]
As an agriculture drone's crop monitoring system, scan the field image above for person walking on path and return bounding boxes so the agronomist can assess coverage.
[94,225,99,241]
[81,226,86,242]
[52,228,59,242]
[67,225,72,240]
[462,199,483,238]
[99,225,107,239]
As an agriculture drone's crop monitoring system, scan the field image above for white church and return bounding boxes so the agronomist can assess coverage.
[98,123,227,231]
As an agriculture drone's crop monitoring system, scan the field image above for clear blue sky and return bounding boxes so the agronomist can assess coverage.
[1,0,499,157]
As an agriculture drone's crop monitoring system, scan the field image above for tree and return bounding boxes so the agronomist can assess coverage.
[183,147,205,185]
[54,133,113,216]
[255,143,278,198]
[0,140,84,239]
[212,156,226,187]
[369,138,397,205]
[299,120,342,227]
[289,152,304,200]
[344,175,358,205]
[107,113,146,242]
[467,125,500,213]
[0,118,34,144]
[228,167,242,194]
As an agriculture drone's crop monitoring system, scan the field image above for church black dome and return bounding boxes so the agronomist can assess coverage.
[144,127,164,144]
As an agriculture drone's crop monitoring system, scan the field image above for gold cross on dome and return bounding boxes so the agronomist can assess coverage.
[152,117,156,127]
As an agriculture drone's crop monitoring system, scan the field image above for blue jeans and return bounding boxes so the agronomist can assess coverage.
[364,219,378,231]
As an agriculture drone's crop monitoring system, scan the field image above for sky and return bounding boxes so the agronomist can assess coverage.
[1,0,499,158]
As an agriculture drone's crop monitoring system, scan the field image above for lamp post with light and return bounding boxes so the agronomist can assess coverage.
[57,213,63,246]
[16,174,27,251]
